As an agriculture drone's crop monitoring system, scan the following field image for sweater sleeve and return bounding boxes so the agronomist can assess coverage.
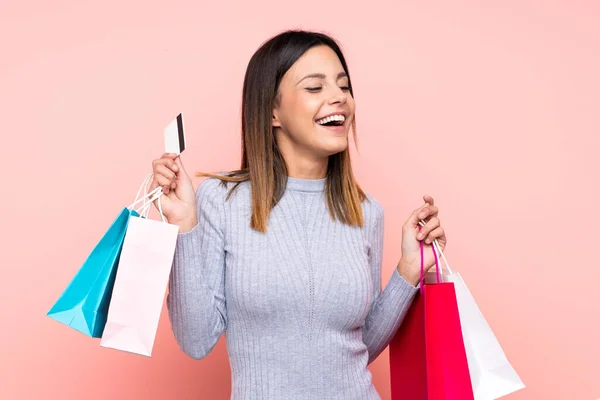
[362,198,418,365]
[166,178,227,360]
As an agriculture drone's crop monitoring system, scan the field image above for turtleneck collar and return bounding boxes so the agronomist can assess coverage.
[285,176,326,193]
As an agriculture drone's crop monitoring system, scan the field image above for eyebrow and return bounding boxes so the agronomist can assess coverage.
[296,72,348,85]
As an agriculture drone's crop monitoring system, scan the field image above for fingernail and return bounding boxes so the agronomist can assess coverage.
[417,233,424,240]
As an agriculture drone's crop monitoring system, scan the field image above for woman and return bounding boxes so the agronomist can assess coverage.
[150,30,447,399]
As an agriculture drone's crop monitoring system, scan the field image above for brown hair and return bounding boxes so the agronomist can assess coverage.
[197,30,367,233]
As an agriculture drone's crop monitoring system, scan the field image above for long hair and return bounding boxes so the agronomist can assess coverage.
[197,29,367,233]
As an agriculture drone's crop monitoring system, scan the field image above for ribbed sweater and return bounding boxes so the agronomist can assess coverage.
[167,176,418,399]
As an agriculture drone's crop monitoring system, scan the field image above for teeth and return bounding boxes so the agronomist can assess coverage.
[316,114,346,125]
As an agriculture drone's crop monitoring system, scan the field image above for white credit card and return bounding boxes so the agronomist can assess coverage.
[164,113,186,154]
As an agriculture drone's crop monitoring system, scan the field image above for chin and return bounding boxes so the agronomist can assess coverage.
[319,137,348,156]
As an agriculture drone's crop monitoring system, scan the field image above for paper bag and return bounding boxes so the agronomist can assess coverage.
[427,238,526,399]
[452,272,525,399]
[46,208,137,337]
[100,181,179,356]
[390,231,474,399]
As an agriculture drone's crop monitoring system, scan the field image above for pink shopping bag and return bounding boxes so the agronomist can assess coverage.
[389,225,474,400]
[100,175,179,356]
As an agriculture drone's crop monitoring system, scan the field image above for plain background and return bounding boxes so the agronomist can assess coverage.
[1,1,598,399]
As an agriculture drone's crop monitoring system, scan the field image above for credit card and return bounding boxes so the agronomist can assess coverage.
[164,113,186,154]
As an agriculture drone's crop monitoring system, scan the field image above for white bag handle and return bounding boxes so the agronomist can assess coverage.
[133,172,152,204]
[418,219,453,275]
[129,172,157,209]
[138,186,166,222]
[127,173,167,223]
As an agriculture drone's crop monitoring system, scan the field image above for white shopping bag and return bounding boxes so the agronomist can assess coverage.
[100,174,179,356]
[421,223,525,400]
[452,272,525,399]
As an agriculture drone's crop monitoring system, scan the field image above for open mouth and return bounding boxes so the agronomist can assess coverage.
[316,114,346,127]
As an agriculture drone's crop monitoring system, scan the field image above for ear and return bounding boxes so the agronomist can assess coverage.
[272,107,282,128]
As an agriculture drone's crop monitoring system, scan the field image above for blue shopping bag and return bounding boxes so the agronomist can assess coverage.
[47,172,160,338]
[46,207,140,337]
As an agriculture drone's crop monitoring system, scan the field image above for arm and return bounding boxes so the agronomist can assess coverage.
[166,178,227,360]
[362,199,419,365]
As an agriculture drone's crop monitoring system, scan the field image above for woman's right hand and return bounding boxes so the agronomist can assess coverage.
[149,153,198,232]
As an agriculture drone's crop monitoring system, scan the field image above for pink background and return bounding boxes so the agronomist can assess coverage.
[1,1,598,399]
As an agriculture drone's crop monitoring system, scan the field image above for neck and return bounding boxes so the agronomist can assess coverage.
[276,133,328,179]
[286,160,328,179]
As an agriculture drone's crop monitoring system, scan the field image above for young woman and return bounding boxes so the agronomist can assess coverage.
[150,30,447,399]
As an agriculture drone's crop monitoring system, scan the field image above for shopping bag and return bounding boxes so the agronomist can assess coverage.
[389,226,474,400]
[430,243,525,399]
[46,175,154,337]
[100,180,179,356]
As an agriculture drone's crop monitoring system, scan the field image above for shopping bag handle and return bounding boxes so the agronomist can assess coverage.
[128,172,157,209]
[132,172,153,205]
[417,219,453,290]
[137,186,166,223]
[127,173,167,223]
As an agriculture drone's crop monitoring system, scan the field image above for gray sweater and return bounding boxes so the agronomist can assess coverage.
[167,176,418,399]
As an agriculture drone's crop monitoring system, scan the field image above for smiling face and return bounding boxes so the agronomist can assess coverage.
[272,45,356,161]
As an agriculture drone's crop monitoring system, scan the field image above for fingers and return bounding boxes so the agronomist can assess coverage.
[153,154,179,173]
[155,164,176,181]
[155,176,175,195]
[416,217,440,241]
[173,155,186,174]
[423,226,445,245]
[405,197,438,229]
[155,167,176,189]
[152,154,179,194]
[405,203,429,229]
[418,204,438,222]
[161,153,178,160]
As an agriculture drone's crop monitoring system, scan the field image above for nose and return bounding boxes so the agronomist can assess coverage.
[328,86,348,105]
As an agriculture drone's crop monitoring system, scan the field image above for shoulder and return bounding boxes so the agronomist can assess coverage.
[362,191,384,231]
[362,192,384,219]
[196,176,227,200]
[196,174,250,205]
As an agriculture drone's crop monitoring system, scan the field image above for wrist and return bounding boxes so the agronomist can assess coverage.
[396,259,421,287]
[179,219,198,233]
[173,213,198,233]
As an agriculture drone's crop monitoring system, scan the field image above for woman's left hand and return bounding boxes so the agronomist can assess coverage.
[397,195,447,286]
